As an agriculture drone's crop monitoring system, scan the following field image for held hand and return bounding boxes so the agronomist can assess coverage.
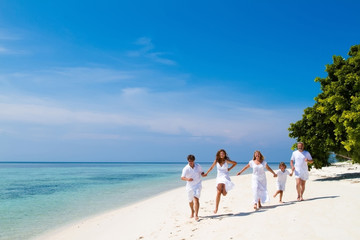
[273,174,277,177]
[202,172,207,177]
[188,178,193,181]
[237,172,241,176]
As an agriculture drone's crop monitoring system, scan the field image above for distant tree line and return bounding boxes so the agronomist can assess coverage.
[289,44,360,168]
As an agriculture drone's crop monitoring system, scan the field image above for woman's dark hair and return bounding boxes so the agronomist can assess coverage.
[216,149,229,163]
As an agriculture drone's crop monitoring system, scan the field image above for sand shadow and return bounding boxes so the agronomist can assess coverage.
[200,196,338,220]
[201,202,294,219]
[259,201,295,209]
[232,210,264,217]
[314,172,360,181]
[232,201,295,216]
[301,195,339,201]
[200,213,234,220]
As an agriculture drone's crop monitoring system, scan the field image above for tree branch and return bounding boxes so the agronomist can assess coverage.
[335,153,353,160]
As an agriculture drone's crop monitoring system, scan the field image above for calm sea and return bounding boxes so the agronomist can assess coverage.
[0,162,278,240]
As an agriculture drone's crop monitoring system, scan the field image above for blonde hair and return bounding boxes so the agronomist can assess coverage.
[252,150,264,161]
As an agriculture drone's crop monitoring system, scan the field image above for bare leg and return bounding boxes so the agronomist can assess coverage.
[221,185,227,196]
[194,197,200,221]
[214,184,224,213]
[189,201,195,218]
[300,179,306,200]
[258,199,262,208]
[279,190,283,203]
[273,190,281,198]
[295,178,301,201]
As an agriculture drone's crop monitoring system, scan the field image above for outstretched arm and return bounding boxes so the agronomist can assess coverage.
[227,159,237,172]
[203,160,217,176]
[266,164,277,177]
[237,163,250,176]
[289,168,294,176]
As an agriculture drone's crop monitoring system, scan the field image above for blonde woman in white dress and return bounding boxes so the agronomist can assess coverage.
[204,149,237,214]
[237,150,277,210]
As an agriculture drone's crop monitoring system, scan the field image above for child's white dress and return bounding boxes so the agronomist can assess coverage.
[216,161,234,192]
[249,160,269,204]
[276,169,291,191]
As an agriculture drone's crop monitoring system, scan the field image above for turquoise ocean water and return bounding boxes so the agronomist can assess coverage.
[0,162,278,240]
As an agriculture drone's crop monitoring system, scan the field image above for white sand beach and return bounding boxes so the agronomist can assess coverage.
[35,162,360,240]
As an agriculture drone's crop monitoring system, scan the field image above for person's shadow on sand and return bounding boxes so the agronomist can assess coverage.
[302,195,339,201]
[314,172,360,181]
[200,202,295,219]
[200,196,339,220]
[200,213,234,220]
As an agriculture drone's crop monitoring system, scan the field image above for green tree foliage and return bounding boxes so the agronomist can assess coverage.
[289,44,360,168]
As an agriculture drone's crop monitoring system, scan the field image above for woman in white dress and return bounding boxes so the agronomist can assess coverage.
[237,150,277,210]
[204,149,237,213]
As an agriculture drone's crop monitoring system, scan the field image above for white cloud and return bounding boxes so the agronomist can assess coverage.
[0,46,9,53]
[63,133,127,140]
[49,67,134,83]
[127,37,176,65]
[0,45,24,55]
[0,93,298,143]
[0,102,130,125]
[0,28,21,40]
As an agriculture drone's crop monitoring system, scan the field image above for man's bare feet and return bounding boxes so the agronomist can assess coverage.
[300,197,304,201]
[253,204,257,210]
[190,212,194,218]
[194,216,199,221]
[213,209,218,214]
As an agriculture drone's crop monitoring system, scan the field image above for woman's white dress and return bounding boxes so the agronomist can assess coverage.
[216,161,234,192]
[249,160,269,204]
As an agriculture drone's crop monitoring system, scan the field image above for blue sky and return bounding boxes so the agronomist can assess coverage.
[0,0,359,162]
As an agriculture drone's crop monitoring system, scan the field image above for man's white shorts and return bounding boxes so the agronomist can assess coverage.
[187,186,202,202]
[294,169,309,181]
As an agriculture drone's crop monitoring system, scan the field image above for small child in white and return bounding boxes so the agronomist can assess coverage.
[273,162,293,203]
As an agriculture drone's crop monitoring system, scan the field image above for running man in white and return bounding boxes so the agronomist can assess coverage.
[181,154,206,221]
[290,142,313,201]
[273,162,293,203]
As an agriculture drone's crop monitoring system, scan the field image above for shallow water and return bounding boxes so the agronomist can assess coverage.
[0,161,274,239]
